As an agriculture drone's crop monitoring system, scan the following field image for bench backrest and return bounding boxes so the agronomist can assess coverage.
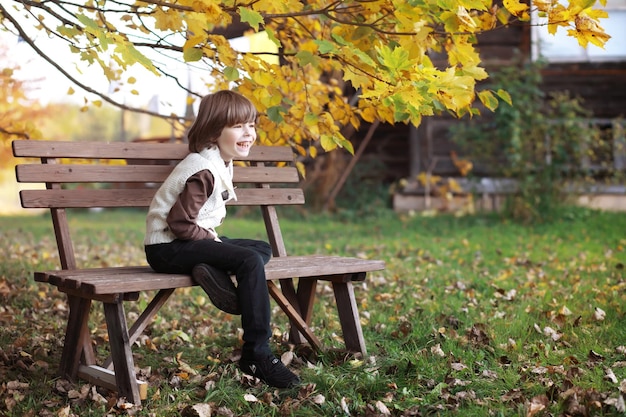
[13,140,303,269]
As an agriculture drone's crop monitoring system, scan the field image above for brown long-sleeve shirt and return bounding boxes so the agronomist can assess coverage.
[166,170,219,241]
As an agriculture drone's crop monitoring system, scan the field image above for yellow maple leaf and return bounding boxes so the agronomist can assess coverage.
[569,15,611,48]
[533,0,553,13]
[503,0,530,20]
[456,6,478,30]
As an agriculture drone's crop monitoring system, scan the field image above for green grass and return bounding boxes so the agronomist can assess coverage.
[0,206,625,416]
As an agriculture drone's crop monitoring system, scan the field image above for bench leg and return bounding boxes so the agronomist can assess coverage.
[59,295,94,380]
[276,278,306,344]
[332,280,367,355]
[103,288,175,370]
[267,281,322,351]
[103,300,141,405]
[292,279,317,344]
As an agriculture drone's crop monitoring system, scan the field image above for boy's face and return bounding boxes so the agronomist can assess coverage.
[216,122,256,162]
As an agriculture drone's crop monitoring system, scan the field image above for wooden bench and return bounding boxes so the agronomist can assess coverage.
[12,139,385,405]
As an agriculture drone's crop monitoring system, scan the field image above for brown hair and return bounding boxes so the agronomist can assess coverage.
[187,90,258,153]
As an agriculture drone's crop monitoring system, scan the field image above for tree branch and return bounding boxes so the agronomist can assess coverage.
[1,3,187,121]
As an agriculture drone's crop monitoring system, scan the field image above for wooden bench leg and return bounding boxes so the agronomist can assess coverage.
[267,281,322,351]
[332,280,367,355]
[103,300,141,405]
[276,278,307,344]
[103,288,175,370]
[292,279,317,344]
[59,295,94,380]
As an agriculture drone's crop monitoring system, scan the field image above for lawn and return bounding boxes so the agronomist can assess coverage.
[0,206,625,416]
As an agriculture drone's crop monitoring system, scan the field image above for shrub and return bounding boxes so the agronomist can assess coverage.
[450,60,601,222]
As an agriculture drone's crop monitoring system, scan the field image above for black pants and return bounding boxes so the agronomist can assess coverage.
[145,237,273,359]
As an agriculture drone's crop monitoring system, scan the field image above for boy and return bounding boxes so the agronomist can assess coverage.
[144,90,300,388]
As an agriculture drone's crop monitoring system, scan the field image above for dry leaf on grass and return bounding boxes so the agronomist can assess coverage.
[181,403,212,417]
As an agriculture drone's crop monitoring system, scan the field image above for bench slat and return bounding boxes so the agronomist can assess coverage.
[16,164,300,184]
[19,188,305,208]
[35,256,386,295]
[12,141,294,161]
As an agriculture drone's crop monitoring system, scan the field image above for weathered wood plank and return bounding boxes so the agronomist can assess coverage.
[78,365,147,400]
[12,140,293,161]
[16,164,299,184]
[58,296,93,380]
[19,188,305,208]
[332,280,367,355]
[103,301,142,404]
[38,256,385,294]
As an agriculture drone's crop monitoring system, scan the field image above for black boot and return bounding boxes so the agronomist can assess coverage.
[192,263,241,315]
[240,355,301,388]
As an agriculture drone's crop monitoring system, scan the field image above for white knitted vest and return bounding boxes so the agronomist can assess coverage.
[144,146,236,245]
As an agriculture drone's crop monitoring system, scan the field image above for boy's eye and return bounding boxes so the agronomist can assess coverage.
[230,123,255,129]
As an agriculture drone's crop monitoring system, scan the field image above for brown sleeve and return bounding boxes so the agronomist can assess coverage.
[166,170,217,240]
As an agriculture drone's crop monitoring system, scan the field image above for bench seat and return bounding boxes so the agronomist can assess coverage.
[36,255,384,294]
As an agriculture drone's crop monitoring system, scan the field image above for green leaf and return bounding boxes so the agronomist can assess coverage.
[440,10,460,32]
[496,89,513,106]
[264,28,281,48]
[224,66,239,81]
[330,32,349,46]
[267,106,286,123]
[238,7,264,31]
[304,113,318,126]
[320,134,354,153]
[478,90,499,111]
[314,39,337,55]
[320,134,337,151]
[76,14,110,50]
[183,47,203,62]
[337,136,354,154]
[76,13,99,30]
[376,45,411,72]
[115,43,158,74]
[352,48,377,67]
[295,50,320,67]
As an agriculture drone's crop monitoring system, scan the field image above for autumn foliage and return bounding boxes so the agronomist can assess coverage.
[0,45,51,167]
[0,0,612,156]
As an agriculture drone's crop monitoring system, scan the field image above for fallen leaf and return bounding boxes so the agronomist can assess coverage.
[605,367,618,384]
[450,362,468,371]
[341,397,350,414]
[56,405,71,417]
[281,350,294,366]
[593,307,606,321]
[526,394,548,417]
[312,394,325,405]
[181,403,212,417]
[244,393,258,402]
[589,350,605,361]
[6,381,29,390]
[604,395,626,413]
[375,400,391,415]
[431,343,445,357]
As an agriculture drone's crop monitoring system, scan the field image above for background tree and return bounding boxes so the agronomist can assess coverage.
[0,0,611,166]
[0,42,52,168]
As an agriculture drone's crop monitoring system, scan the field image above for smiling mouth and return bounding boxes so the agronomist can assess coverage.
[237,141,252,150]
